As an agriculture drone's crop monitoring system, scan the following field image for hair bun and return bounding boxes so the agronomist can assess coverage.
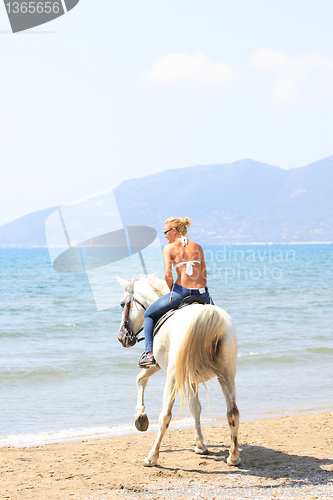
[182,217,192,228]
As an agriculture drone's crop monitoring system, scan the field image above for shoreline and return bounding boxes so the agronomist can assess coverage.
[0,241,332,249]
[2,404,333,450]
[1,410,333,499]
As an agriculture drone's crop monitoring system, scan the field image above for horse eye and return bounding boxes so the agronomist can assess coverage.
[120,302,125,308]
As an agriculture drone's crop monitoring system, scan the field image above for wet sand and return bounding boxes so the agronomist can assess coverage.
[1,411,333,499]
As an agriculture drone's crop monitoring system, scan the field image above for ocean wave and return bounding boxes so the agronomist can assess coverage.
[0,330,27,338]
[237,352,312,365]
[237,346,333,364]
[0,415,227,448]
[306,347,333,354]
[0,425,137,448]
[237,355,298,365]
[0,361,138,384]
[237,352,261,357]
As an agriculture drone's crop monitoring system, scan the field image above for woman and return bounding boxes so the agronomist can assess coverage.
[139,216,214,367]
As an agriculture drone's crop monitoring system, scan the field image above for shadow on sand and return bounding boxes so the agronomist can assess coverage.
[158,443,333,488]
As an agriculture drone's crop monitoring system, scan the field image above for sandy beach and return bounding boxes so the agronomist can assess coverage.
[1,411,333,499]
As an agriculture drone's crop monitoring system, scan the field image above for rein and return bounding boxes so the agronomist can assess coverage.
[122,279,147,345]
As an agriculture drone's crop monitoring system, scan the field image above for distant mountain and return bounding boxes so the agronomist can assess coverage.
[114,156,333,244]
[0,157,332,247]
[0,206,59,248]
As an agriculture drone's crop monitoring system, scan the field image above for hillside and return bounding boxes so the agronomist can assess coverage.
[114,157,333,243]
[0,157,332,247]
[0,206,59,248]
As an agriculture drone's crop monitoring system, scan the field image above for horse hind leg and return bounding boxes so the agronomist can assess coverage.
[217,375,240,466]
[189,384,208,455]
[135,365,160,432]
[226,402,240,466]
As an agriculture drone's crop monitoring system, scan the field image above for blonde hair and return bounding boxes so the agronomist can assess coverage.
[164,217,192,236]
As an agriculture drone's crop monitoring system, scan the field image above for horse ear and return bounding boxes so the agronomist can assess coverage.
[117,277,130,288]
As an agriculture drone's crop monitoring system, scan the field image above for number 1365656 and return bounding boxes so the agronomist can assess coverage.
[6,2,61,13]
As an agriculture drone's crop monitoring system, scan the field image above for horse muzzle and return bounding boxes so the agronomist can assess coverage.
[118,324,137,348]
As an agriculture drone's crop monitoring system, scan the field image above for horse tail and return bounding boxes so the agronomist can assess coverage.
[173,305,226,409]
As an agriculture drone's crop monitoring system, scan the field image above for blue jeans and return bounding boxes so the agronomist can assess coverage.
[144,283,214,353]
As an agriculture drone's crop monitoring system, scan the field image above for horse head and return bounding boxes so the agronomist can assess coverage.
[117,277,148,348]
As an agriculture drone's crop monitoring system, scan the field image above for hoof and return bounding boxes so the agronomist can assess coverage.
[143,457,157,467]
[227,456,240,466]
[135,413,149,432]
[195,445,208,455]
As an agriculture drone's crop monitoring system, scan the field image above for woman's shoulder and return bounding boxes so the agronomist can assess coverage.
[163,243,172,254]
[188,240,203,251]
[163,241,179,254]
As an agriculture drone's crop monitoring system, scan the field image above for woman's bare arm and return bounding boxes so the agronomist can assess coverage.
[199,245,207,285]
[163,245,174,291]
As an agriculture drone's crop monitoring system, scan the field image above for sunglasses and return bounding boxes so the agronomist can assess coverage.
[164,228,173,235]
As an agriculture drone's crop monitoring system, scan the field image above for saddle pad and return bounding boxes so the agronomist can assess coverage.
[153,310,176,337]
[153,297,206,337]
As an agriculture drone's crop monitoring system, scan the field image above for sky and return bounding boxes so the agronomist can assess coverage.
[0,0,333,226]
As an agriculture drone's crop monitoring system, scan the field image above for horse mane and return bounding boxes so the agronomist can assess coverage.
[146,275,169,297]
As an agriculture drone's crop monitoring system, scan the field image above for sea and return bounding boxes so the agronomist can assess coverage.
[0,244,332,448]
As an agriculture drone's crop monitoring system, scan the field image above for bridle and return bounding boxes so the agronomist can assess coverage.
[120,279,146,345]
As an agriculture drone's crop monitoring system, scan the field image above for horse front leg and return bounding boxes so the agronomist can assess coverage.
[135,365,160,432]
[217,375,240,466]
[189,384,208,455]
[144,373,175,467]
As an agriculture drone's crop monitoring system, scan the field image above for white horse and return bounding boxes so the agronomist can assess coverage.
[117,275,240,467]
